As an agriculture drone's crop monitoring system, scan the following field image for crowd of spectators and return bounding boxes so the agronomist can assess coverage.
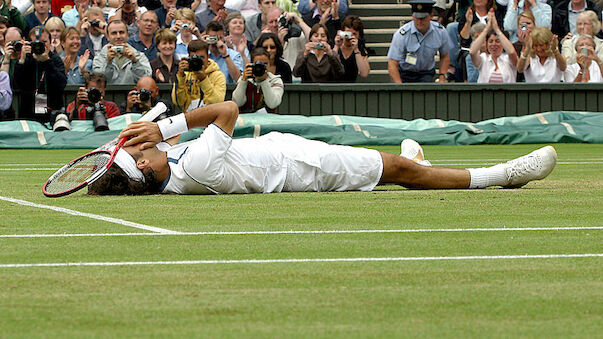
[0,0,370,121]
[0,0,601,123]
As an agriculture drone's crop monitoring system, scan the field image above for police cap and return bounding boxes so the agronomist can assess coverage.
[408,0,435,19]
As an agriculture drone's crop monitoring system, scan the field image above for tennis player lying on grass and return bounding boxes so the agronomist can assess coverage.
[88,101,558,195]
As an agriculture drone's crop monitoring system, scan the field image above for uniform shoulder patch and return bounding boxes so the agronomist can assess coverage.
[399,28,407,35]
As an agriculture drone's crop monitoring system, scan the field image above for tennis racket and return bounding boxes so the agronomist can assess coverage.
[42,102,168,197]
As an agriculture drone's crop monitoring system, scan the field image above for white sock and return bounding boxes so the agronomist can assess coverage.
[468,164,508,188]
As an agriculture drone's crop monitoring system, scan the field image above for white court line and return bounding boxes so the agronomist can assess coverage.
[1,254,601,268]
[1,226,601,238]
[0,196,178,234]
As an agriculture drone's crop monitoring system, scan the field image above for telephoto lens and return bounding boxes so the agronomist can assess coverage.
[51,110,72,132]
[90,103,109,131]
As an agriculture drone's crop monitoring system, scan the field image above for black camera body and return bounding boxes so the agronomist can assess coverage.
[134,89,152,102]
[278,15,302,41]
[86,87,102,104]
[250,61,266,77]
[31,40,46,55]
[9,41,23,53]
[187,55,204,72]
[89,19,100,27]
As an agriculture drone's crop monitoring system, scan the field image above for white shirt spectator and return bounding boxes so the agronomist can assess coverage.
[477,53,517,83]
[564,62,603,81]
[524,55,563,82]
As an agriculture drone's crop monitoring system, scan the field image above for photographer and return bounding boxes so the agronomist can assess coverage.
[333,15,370,82]
[172,39,225,112]
[12,25,67,122]
[244,0,277,43]
[264,7,310,75]
[109,0,147,37]
[77,6,109,59]
[232,47,283,113]
[92,19,152,84]
[120,76,173,117]
[66,72,120,122]
[301,0,341,46]
[204,21,243,83]
[293,23,344,83]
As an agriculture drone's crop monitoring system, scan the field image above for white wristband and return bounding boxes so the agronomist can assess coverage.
[157,113,188,140]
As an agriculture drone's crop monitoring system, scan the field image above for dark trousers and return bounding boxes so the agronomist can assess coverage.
[400,69,435,83]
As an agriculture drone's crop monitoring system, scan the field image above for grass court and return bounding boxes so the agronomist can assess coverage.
[0,143,601,337]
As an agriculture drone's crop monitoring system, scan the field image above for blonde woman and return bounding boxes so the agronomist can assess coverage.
[561,10,603,65]
[517,27,566,83]
[564,35,603,82]
[61,26,92,84]
[45,16,65,54]
[172,8,201,60]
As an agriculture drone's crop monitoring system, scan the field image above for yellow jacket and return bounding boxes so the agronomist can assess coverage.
[171,59,226,111]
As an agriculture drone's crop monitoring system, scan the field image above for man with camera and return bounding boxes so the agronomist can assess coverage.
[77,6,109,59]
[244,0,277,43]
[232,47,283,113]
[92,19,152,84]
[66,73,121,131]
[172,39,225,112]
[24,0,57,37]
[264,7,311,73]
[109,0,146,37]
[204,21,243,83]
[11,26,67,122]
[121,76,173,118]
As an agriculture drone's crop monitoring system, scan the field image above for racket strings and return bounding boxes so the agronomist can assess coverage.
[45,153,111,194]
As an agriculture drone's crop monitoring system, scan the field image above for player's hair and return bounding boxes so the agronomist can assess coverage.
[251,46,269,60]
[87,164,161,195]
[205,21,224,33]
[155,28,177,45]
[175,8,196,24]
[188,39,208,53]
[256,32,283,61]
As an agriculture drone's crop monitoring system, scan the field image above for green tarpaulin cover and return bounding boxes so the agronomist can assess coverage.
[0,111,601,149]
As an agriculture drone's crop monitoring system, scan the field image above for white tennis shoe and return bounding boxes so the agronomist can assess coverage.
[400,139,431,166]
[503,146,558,188]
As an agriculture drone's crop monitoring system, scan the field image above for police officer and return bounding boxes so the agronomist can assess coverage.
[387,0,452,83]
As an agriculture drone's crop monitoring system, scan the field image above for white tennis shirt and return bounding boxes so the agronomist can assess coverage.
[159,124,383,194]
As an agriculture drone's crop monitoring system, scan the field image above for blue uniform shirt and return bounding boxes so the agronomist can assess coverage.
[387,20,452,73]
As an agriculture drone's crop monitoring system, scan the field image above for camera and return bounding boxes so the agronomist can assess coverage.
[277,15,302,41]
[112,45,124,54]
[581,46,589,56]
[9,40,23,53]
[314,42,326,50]
[520,23,527,31]
[186,54,204,71]
[86,87,102,104]
[134,88,152,102]
[204,35,218,44]
[50,110,71,132]
[86,102,109,131]
[31,40,46,55]
[89,19,100,27]
[250,61,266,77]
[181,23,190,30]
[339,31,352,40]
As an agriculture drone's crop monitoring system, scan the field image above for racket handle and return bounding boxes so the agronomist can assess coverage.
[139,102,168,122]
